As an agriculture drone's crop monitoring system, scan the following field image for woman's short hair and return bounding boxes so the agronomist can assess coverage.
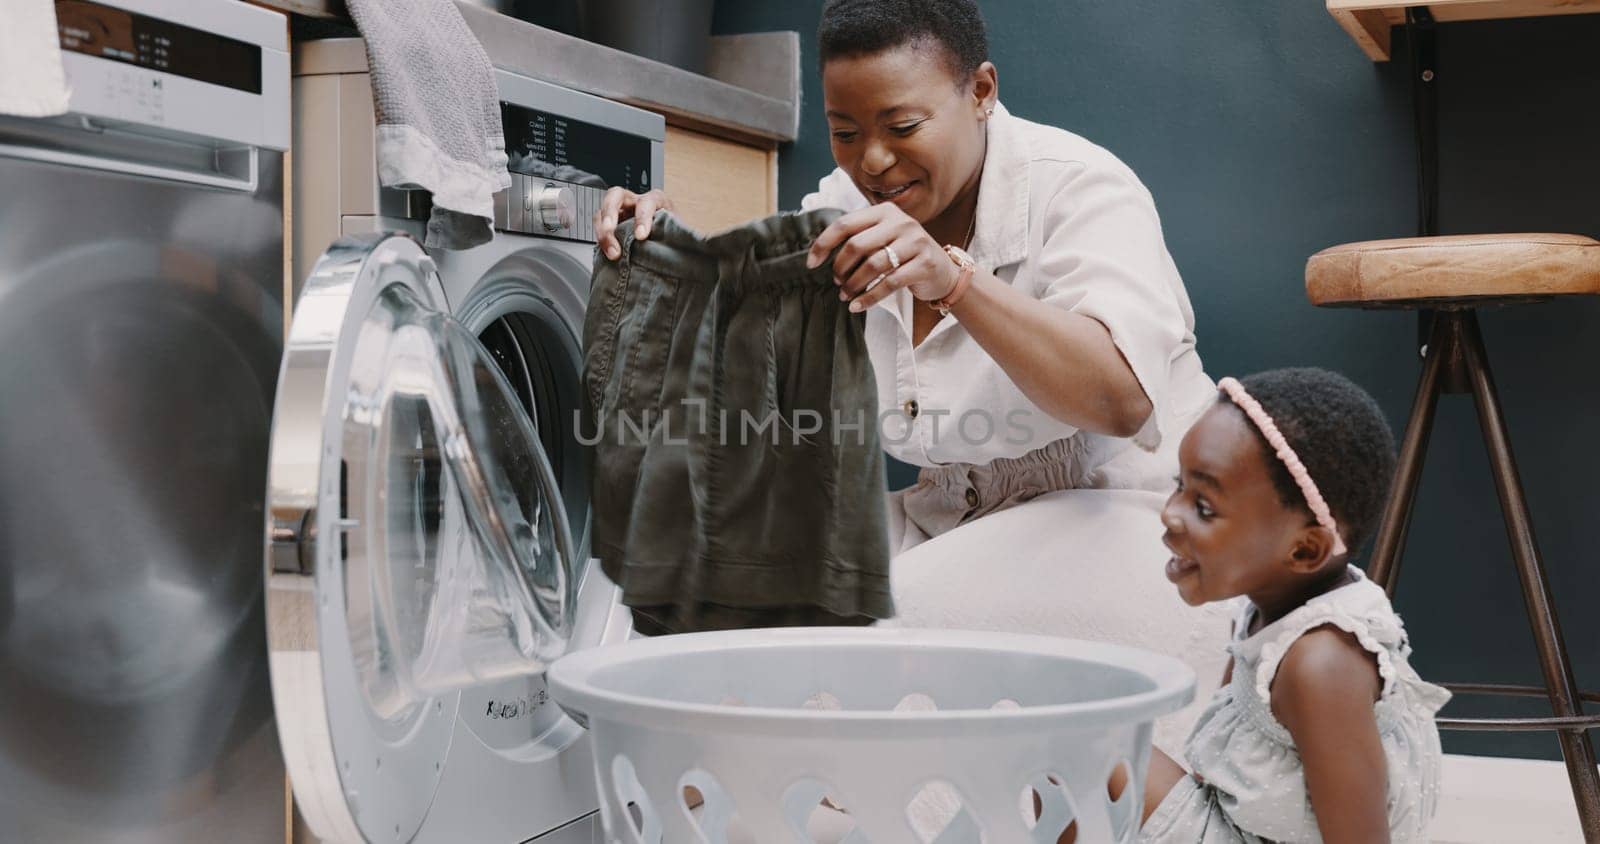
[818,0,989,79]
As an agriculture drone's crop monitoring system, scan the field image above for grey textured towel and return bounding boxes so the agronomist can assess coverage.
[346,0,510,249]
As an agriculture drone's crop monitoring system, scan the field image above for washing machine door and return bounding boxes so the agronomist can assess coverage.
[264,233,583,843]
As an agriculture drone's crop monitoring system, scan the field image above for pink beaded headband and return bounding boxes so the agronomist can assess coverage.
[1217,377,1348,556]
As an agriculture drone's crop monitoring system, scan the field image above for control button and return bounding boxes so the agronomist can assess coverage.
[538,185,576,233]
[903,399,919,418]
[965,488,980,508]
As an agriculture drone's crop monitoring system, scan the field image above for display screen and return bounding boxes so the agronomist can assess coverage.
[502,102,651,193]
[56,0,263,94]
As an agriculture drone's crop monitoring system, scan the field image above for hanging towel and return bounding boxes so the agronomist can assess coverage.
[1,0,71,118]
[345,0,510,250]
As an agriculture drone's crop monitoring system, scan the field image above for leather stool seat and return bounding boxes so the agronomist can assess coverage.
[1306,233,1600,307]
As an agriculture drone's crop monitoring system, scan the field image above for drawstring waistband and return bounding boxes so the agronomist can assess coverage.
[623,209,842,292]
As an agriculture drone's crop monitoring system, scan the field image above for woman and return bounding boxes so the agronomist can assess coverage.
[595,0,1229,757]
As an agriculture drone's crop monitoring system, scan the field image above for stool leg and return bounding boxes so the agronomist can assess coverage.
[1458,311,1600,838]
[1368,312,1451,593]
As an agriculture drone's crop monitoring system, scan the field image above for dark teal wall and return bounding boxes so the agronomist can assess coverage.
[714,2,1600,760]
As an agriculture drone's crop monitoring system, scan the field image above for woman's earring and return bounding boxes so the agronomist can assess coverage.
[983,107,994,118]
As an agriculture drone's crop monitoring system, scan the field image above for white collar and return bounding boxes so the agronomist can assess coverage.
[968,101,1032,271]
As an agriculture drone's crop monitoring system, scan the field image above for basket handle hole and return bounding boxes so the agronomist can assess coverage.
[1023,774,1079,843]
[610,755,659,843]
[802,690,843,710]
[894,692,940,712]
[782,777,858,842]
[1106,759,1139,840]
[681,769,738,844]
[909,780,978,843]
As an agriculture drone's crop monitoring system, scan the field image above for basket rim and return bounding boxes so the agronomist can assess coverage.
[547,627,1197,739]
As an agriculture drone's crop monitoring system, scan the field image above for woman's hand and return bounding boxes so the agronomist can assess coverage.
[593,187,674,261]
[805,203,960,312]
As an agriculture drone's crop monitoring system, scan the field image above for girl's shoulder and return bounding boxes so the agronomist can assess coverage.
[1234,569,1408,705]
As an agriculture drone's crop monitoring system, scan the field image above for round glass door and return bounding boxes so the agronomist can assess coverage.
[264,233,577,844]
[363,284,576,699]
[450,251,597,761]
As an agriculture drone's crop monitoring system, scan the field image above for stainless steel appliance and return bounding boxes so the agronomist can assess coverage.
[0,1,290,842]
[276,39,661,843]
[3,5,660,840]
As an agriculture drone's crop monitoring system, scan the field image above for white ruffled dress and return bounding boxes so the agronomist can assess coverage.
[1140,568,1452,843]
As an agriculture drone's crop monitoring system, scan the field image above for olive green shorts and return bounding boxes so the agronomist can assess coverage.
[582,209,893,635]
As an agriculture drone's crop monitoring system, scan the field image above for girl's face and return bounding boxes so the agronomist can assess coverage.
[1160,403,1320,607]
[820,42,994,226]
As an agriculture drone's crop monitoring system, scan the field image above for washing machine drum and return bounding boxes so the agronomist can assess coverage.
[263,232,593,843]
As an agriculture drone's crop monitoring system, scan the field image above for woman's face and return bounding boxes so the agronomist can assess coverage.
[821,41,995,225]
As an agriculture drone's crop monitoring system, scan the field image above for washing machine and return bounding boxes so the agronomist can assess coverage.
[275,39,660,843]
[0,1,290,841]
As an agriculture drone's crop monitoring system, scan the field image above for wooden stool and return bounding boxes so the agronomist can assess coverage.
[1308,233,1600,838]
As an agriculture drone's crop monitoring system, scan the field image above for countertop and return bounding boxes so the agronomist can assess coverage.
[259,0,801,145]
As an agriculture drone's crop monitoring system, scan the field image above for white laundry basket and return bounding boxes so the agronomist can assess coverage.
[547,627,1195,843]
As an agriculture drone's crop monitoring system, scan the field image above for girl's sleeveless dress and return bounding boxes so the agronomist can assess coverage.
[1141,568,1452,843]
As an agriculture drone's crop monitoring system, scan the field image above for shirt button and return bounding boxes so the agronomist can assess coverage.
[903,398,919,418]
[965,488,979,508]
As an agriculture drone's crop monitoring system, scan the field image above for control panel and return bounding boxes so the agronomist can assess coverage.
[494,173,610,244]
[381,65,664,245]
[50,0,289,150]
[57,0,264,93]
[493,87,661,245]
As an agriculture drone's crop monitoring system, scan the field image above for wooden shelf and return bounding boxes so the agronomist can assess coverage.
[1329,0,1600,60]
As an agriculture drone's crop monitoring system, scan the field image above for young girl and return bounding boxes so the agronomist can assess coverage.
[1138,368,1451,844]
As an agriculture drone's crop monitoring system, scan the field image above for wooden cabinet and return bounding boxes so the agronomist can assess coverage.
[661,125,779,234]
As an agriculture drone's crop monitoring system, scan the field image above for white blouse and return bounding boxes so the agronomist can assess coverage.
[801,103,1213,487]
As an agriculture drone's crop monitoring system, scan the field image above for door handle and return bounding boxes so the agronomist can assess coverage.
[0,140,259,192]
